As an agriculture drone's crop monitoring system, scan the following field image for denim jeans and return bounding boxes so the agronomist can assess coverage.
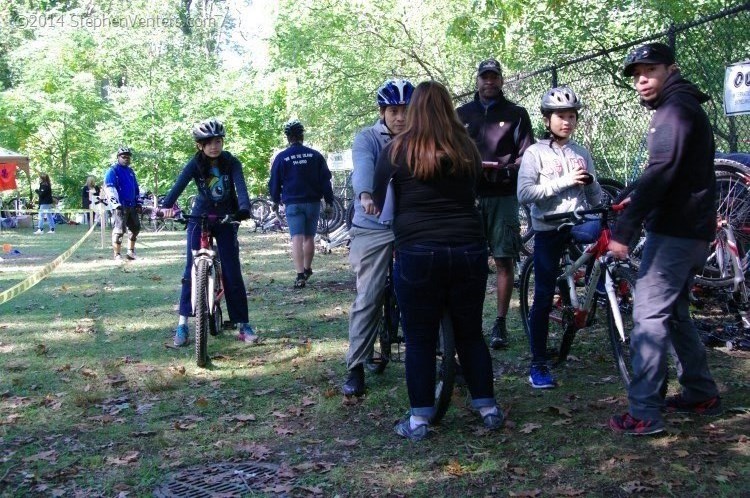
[527,220,600,365]
[179,221,249,323]
[38,204,56,230]
[394,241,496,418]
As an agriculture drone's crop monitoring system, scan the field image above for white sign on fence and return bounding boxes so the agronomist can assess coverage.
[724,61,750,116]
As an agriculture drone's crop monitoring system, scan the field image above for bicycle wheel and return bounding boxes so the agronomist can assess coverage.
[194,258,212,368]
[606,266,637,388]
[519,204,534,256]
[317,197,343,234]
[429,314,456,425]
[366,270,400,374]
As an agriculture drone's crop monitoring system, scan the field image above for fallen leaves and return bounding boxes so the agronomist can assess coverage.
[519,423,542,434]
[23,449,58,463]
[509,489,541,497]
[105,451,140,466]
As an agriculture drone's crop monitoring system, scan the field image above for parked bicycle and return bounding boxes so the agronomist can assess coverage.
[518,200,637,388]
[177,213,238,367]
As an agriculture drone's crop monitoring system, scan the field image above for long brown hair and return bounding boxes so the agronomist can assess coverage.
[39,173,51,185]
[389,81,480,180]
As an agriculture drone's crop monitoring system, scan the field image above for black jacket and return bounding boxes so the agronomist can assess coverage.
[36,183,53,205]
[456,92,535,197]
[613,72,716,244]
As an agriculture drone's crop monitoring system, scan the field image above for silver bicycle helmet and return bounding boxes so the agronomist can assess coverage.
[192,119,226,141]
[117,146,132,156]
[540,86,583,113]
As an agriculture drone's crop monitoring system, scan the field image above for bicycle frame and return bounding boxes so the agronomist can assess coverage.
[189,219,224,316]
[552,209,630,343]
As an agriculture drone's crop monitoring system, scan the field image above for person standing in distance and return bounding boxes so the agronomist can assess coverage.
[268,120,335,289]
[457,59,535,349]
[104,147,142,261]
[342,79,414,397]
[608,43,721,435]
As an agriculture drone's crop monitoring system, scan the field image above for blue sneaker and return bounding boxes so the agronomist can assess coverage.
[394,418,430,441]
[237,323,258,343]
[174,324,189,347]
[528,364,557,389]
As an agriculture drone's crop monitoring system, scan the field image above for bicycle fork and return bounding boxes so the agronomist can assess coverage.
[190,252,216,314]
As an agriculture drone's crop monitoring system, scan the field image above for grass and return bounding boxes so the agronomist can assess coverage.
[0,223,749,497]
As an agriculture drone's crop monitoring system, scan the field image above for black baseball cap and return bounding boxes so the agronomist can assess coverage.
[477,59,502,76]
[622,42,676,76]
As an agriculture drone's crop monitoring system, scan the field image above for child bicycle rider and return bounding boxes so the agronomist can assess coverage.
[517,86,602,389]
[160,118,257,346]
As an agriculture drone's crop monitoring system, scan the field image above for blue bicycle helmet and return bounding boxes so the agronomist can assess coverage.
[376,79,414,107]
[283,119,304,136]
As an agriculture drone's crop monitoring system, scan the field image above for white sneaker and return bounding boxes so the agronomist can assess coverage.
[47,229,55,234]
[126,251,136,260]
[34,229,43,234]
[114,253,123,262]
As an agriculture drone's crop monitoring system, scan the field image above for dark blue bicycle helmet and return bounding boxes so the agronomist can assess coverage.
[283,119,304,137]
[376,79,414,107]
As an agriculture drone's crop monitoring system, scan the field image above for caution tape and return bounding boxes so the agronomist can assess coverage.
[0,222,97,306]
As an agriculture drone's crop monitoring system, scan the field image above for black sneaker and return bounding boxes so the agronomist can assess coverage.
[294,273,306,289]
[303,268,313,280]
[343,364,365,396]
[489,317,509,349]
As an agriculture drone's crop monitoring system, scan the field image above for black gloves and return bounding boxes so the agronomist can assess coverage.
[235,209,250,221]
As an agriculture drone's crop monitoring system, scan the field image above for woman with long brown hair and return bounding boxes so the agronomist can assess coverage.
[373,81,503,440]
[35,173,55,234]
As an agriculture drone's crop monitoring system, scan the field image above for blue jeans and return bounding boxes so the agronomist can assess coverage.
[179,221,249,323]
[528,220,600,365]
[286,202,320,236]
[394,241,496,418]
[628,233,718,422]
[38,204,56,230]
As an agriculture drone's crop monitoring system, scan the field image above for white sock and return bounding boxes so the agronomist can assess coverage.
[410,415,428,429]
[479,406,499,417]
[178,315,188,326]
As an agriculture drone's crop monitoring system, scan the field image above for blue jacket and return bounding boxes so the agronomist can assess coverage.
[350,119,393,230]
[161,151,250,216]
[104,163,140,208]
[268,143,334,206]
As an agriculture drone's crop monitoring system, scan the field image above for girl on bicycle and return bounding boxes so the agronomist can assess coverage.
[517,86,602,389]
[160,118,257,346]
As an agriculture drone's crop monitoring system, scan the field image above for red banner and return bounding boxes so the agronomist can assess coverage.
[0,163,17,191]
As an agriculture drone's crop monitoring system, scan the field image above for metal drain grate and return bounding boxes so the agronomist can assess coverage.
[154,461,286,497]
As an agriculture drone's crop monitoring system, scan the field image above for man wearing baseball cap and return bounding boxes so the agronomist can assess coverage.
[608,42,721,435]
[457,58,535,350]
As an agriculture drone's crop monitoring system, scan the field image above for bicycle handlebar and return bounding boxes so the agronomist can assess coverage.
[176,213,241,225]
[542,200,629,223]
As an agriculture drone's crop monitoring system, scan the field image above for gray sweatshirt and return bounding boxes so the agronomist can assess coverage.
[350,119,393,230]
[517,138,602,232]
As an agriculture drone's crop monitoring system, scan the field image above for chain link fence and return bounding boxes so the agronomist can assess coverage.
[472,3,750,184]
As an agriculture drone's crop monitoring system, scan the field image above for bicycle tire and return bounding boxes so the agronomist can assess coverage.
[195,258,211,368]
[429,314,456,425]
[365,264,400,374]
[518,256,572,341]
[606,266,637,388]
[317,197,344,234]
[249,198,272,232]
[209,300,222,337]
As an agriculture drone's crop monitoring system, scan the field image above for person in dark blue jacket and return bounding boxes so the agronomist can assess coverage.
[161,119,256,347]
[268,120,335,288]
[104,147,142,260]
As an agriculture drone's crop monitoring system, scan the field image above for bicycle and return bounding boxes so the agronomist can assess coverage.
[178,213,239,367]
[518,200,638,388]
[363,246,456,424]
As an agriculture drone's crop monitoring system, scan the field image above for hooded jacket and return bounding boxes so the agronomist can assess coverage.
[613,72,716,244]
[350,119,394,230]
[456,92,535,197]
